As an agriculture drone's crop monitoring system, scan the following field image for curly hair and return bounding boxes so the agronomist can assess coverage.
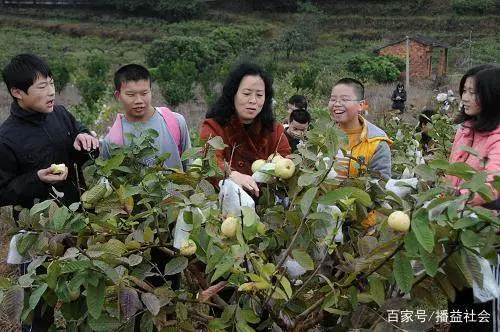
[206,62,275,131]
[455,64,497,132]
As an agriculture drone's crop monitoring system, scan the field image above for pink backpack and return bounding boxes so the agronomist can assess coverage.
[107,107,182,155]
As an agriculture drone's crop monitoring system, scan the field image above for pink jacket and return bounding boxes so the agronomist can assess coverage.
[448,121,500,206]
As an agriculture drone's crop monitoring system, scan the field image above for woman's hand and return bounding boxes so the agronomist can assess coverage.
[229,171,259,197]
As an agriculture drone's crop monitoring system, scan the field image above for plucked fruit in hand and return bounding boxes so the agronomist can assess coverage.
[50,163,66,174]
[387,211,410,232]
[180,239,197,256]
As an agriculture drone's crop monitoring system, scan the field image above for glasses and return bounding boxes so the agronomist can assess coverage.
[329,97,361,105]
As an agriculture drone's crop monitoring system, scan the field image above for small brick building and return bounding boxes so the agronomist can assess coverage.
[374,36,449,79]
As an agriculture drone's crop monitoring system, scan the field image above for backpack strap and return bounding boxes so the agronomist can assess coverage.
[107,113,125,146]
[156,107,182,155]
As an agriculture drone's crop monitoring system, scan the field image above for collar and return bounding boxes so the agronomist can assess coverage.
[10,102,47,123]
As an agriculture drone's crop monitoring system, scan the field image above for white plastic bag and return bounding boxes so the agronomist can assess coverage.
[473,255,500,302]
[219,179,255,217]
[385,178,418,198]
[7,231,34,264]
[316,203,343,243]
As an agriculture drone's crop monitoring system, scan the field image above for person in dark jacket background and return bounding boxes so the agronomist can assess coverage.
[0,54,99,210]
[391,83,407,114]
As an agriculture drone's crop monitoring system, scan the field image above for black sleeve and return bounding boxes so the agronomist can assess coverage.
[401,91,407,102]
[0,140,48,207]
[391,90,397,101]
[61,106,90,141]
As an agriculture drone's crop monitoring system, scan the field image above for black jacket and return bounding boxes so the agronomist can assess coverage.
[391,89,407,109]
[0,102,92,208]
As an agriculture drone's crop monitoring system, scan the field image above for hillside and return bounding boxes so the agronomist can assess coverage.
[0,1,498,127]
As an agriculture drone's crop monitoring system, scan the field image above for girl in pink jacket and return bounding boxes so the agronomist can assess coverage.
[448,65,500,207]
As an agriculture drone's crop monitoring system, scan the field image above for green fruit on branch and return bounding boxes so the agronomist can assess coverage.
[251,159,266,173]
[275,158,295,179]
[81,182,107,206]
[221,216,238,238]
[125,240,141,250]
[387,211,410,232]
[50,163,66,174]
[180,239,197,256]
[256,222,266,235]
[268,153,285,164]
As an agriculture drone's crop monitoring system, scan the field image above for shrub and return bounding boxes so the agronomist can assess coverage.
[291,62,321,91]
[50,59,71,94]
[451,0,498,14]
[155,59,198,106]
[112,0,206,20]
[207,25,264,55]
[146,36,215,70]
[152,0,207,20]
[74,53,111,126]
[346,55,401,83]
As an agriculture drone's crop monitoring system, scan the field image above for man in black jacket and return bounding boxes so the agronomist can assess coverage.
[0,54,99,210]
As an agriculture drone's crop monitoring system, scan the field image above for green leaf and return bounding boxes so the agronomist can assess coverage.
[207,136,227,150]
[411,210,435,253]
[140,312,154,332]
[208,318,230,330]
[1,286,24,322]
[16,233,38,255]
[324,307,350,315]
[141,292,161,316]
[419,247,438,277]
[445,162,476,181]
[52,206,71,230]
[211,254,234,282]
[29,283,48,310]
[393,252,413,293]
[29,200,52,216]
[68,202,80,212]
[88,314,121,331]
[368,276,385,307]
[453,217,476,229]
[297,173,316,187]
[181,147,202,161]
[434,273,456,302]
[61,260,93,274]
[163,257,188,276]
[404,232,419,258]
[93,260,120,284]
[242,207,259,227]
[291,249,314,270]
[460,230,481,249]
[464,250,483,289]
[101,154,125,174]
[280,276,293,300]
[300,187,318,215]
[241,308,260,324]
[86,279,105,319]
[428,159,450,170]
[319,187,372,207]
[0,277,11,289]
[414,164,436,181]
[470,207,500,225]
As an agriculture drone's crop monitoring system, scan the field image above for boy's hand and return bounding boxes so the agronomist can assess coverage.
[74,133,99,151]
[37,166,68,184]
